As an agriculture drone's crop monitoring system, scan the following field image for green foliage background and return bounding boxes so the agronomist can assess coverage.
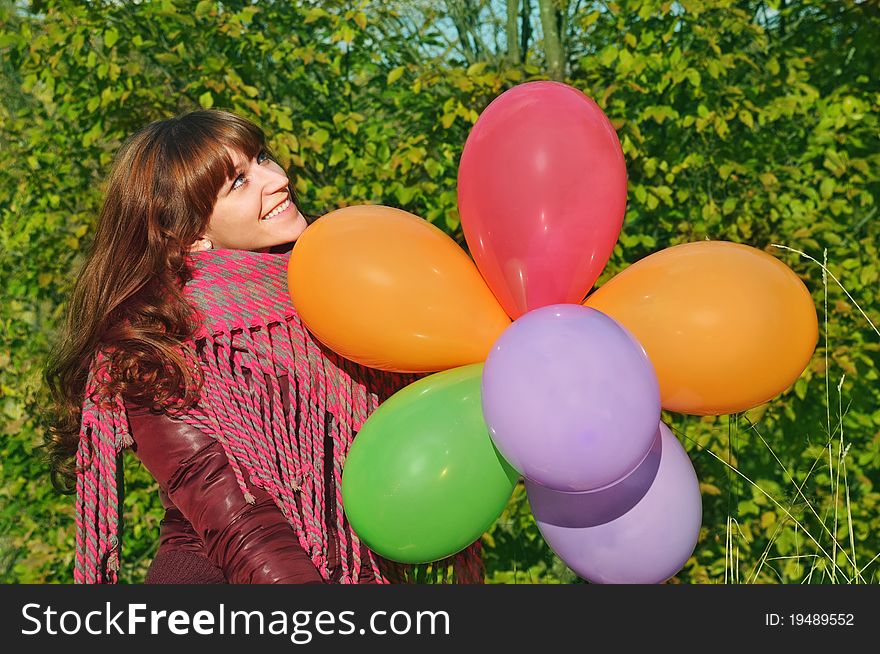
[1,0,877,584]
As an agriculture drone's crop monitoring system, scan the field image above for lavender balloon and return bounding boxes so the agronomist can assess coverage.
[527,422,702,584]
[482,304,660,491]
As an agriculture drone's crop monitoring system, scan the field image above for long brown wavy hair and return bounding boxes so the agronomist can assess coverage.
[44,109,283,493]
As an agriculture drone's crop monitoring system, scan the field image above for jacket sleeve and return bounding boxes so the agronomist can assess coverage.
[144,501,227,584]
[155,490,213,554]
[127,408,324,584]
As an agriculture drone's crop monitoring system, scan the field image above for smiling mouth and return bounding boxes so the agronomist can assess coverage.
[261,196,292,220]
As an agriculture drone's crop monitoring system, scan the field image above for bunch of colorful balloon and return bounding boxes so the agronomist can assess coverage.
[288,81,818,583]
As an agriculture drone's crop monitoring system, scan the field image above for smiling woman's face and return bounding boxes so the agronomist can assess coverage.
[202,147,308,252]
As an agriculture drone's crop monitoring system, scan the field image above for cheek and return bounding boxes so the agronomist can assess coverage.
[212,196,262,231]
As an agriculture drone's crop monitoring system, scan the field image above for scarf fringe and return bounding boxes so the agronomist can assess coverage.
[74,250,484,584]
[74,352,126,584]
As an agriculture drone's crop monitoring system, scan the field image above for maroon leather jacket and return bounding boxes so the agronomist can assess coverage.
[128,407,377,584]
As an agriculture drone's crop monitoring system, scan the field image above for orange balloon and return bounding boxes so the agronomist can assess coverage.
[288,205,511,372]
[585,241,818,415]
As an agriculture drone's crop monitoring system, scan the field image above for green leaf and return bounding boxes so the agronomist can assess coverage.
[104,28,119,49]
[277,113,293,131]
[722,198,737,215]
[424,158,442,178]
[652,185,673,205]
[620,232,639,248]
[198,91,213,108]
[820,177,835,199]
[195,0,214,17]
[794,377,808,400]
[634,185,647,204]
[328,141,347,167]
[598,45,617,67]
[466,62,487,76]
[395,184,417,205]
[387,66,405,85]
[304,7,327,23]
[311,129,330,148]
[617,49,634,72]
[759,172,778,188]
[701,202,718,220]
[336,24,356,43]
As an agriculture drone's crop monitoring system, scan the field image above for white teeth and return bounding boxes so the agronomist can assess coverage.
[262,197,291,220]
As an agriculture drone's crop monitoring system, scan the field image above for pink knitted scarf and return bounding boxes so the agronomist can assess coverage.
[74,249,484,584]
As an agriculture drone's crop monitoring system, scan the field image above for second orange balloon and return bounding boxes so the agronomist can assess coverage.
[288,205,511,373]
[585,241,818,415]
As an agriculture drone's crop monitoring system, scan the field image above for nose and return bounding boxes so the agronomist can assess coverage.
[258,161,290,194]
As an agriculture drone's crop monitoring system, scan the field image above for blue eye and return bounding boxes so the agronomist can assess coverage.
[231,173,247,190]
[230,151,269,191]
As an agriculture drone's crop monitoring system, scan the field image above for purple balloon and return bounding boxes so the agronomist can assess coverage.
[482,304,660,491]
[527,422,702,584]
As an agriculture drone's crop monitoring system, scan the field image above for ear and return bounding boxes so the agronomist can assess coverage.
[189,237,213,253]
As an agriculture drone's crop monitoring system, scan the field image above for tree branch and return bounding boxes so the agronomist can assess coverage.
[520,0,533,64]
[507,0,521,65]
[538,0,565,79]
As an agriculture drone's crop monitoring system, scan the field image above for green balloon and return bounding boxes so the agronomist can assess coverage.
[341,363,519,564]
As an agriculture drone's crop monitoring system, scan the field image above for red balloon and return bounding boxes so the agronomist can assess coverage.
[458,81,627,319]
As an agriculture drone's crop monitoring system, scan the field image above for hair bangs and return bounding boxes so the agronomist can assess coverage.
[161,111,267,224]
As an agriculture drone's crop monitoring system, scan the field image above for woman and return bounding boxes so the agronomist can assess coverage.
[44,109,483,584]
